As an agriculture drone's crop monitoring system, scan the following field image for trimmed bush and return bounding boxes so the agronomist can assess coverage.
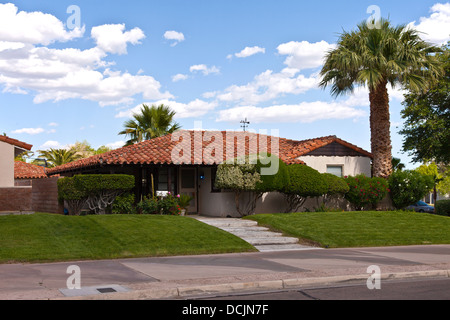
[388,170,434,210]
[322,173,350,197]
[58,174,135,215]
[436,200,450,216]
[282,164,328,212]
[344,175,388,210]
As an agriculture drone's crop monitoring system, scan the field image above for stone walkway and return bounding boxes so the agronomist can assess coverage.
[194,216,320,252]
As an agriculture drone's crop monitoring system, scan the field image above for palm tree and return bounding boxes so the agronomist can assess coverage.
[319,19,442,178]
[119,104,181,145]
[36,148,82,168]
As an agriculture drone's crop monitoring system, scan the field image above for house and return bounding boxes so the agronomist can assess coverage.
[14,161,47,186]
[47,130,373,216]
[0,135,32,188]
[0,135,33,212]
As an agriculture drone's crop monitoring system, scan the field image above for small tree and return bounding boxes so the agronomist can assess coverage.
[282,164,328,212]
[388,170,434,210]
[214,154,288,216]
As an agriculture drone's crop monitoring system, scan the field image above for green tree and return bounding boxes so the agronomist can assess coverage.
[119,104,181,145]
[37,148,82,168]
[400,43,450,164]
[320,19,443,178]
[416,162,450,203]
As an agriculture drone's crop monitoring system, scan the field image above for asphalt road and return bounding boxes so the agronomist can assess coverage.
[193,277,450,300]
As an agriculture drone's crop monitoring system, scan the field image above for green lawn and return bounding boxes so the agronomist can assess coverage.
[245,211,450,248]
[0,213,256,264]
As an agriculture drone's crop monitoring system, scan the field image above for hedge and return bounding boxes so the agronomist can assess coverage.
[58,174,135,215]
[436,200,450,216]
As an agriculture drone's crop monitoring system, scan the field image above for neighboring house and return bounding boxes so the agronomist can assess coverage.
[0,136,32,188]
[0,135,33,212]
[14,161,47,186]
[47,130,373,216]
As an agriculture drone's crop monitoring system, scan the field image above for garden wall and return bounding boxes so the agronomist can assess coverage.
[0,187,32,212]
[32,177,64,214]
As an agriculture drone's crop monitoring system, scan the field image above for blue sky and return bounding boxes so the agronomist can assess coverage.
[1,0,449,169]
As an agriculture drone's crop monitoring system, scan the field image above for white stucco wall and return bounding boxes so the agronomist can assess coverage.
[0,141,14,187]
[297,156,372,177]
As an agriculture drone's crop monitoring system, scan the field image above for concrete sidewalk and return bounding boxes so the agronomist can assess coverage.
[0,245,449,300]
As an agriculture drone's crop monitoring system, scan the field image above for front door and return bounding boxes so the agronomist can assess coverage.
[179,168,197,213]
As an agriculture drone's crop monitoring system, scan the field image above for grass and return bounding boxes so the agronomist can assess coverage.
[245,211,450,248]
[0,213,256,264]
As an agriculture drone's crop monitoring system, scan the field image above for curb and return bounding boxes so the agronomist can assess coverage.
[57,269,450,300]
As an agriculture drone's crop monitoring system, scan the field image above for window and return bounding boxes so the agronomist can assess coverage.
[327,165,343,177]
[157,167,176,193]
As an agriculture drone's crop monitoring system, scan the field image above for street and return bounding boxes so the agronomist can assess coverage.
[191,277,450,300]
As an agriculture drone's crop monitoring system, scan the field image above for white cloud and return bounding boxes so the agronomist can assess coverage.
[116,99,218,119]
[277,40,335,71]
[12,127,45,135]
[232,46,266,58]
[189,64,220,75]
[0,3,84,45]
[39,140,64,150]
[48,122,59,127]
[105,141,125,149]
[216,102,366,124]
[0,5,172,107]
[164,30,185,46]
[211,69,319,105]
[408,3,450,45]
[91,24,145,55]
[172,73,189,82]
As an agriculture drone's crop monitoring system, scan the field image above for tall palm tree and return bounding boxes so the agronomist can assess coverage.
[36,148,82,168]
[319,19,442,178]
[119,104,181,145]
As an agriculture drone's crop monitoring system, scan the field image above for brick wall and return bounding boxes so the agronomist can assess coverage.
[32,177,64,214]
[0,187,32,212]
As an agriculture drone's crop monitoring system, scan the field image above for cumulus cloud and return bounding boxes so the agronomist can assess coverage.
[208,69,319,105]
[172,73,189,82]
[0,3,84,45]
[230,46,266,59]
[408,2,450,45]
[216,102,366,124]
[0,4,172,107]
[277,40,335,71]
[116,99,218,119]
[190,64,220,75]
[11,127,45,135]
[163,30,185,46]
[91,24,145,55]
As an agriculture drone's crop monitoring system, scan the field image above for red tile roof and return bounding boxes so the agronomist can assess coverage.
[14,161,47,179]
[47,131,372,175]
[0,135,32,150]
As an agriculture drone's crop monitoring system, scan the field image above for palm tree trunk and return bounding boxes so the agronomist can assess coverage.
[369,80,393,178]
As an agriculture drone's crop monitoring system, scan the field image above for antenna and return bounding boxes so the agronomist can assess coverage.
[240,118,250,132]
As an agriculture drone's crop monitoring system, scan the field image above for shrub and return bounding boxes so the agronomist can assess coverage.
[344,175,388,210]
[159,193,182,215]
[388,170,434,210]
[112,193,136,214]
[435,200,450,216]
[215,154,287,216]
[282,164,328,212]
[137,196,159,214]
[322,173,350,197]
[58,174,135,215]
